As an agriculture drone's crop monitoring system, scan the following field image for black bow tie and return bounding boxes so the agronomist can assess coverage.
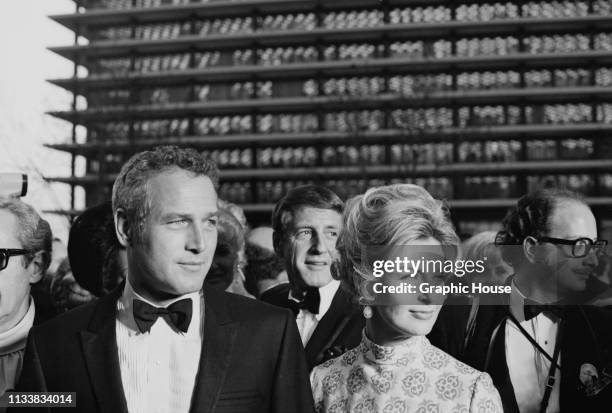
[523,299,564,321]
[289,288,320,315]
[133,298,192,333]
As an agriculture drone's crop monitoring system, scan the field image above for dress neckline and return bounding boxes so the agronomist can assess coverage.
[361,331,428,365]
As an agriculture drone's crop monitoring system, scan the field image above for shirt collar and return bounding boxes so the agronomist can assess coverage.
[289,279,340,320]
[119,278,202,337]
[317,280,340,319]
[361,330,428,365]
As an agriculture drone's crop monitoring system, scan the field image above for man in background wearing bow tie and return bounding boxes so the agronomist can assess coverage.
[439,188,612,413]
[265,185,363,370]
[14,146,313,413]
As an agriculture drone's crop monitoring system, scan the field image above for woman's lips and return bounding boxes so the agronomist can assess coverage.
[409,309,435,320]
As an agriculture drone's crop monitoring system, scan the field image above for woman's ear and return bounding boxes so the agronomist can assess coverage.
[114,208,132,248]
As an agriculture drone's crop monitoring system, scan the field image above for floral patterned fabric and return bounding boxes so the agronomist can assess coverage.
[311,332,502,413]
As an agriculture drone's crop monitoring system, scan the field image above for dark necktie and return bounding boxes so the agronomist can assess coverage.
[289,288,320,316]
[133,298,192,333]
[523,299,563,321]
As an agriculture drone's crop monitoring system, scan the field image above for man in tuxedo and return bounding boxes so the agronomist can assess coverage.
[266,185,364,370]
[445,189,612,412]
[15,146,313,413]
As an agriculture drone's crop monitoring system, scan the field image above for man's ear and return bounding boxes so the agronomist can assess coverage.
[115,208,132,248]
[523,236,539,264]
[27,250,49,284]
[272,231,282,256]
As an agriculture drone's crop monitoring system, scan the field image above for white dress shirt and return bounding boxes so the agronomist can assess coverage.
[506,282,560,413]
[116,281,204,413]
[290,280,340,346]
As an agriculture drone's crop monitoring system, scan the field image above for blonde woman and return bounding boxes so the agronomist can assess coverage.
[311,184,502,413]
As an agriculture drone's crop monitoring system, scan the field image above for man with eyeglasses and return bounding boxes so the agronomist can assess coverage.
[441,189,612,412]
[0,198,52,396]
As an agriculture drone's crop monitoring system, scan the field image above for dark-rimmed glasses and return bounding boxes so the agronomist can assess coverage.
[0,249,30,271]
[538,237,608,258]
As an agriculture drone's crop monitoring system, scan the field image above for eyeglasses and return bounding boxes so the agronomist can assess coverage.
[0,249,30,271]
[538,237,608,258]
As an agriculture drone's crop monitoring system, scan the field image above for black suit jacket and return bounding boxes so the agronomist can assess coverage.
[433,290,612,412]
[465,304,612,412]
[261,282,364,370]
[14,286,314,413]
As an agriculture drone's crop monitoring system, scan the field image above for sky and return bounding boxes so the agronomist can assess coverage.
[0,0,78,241]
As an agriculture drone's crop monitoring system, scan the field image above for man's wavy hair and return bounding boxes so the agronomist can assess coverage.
[112,145,219,244]
[495,188,587,268]
[336,184,459,303]
[272,185,344,238]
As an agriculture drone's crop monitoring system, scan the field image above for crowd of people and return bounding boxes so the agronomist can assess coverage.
[0,144,611,412]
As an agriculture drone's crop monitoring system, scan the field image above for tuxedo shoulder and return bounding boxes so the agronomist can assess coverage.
[567,305,612,339]
[213,290,293,322]
[30,296,110,337]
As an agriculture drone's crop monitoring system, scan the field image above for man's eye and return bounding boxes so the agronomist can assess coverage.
[169,219,188,226]
[295,230,312,240]
[205,218,218,228]
[326,231,339,238]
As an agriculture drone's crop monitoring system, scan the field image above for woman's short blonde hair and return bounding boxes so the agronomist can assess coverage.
[335,184,459,302]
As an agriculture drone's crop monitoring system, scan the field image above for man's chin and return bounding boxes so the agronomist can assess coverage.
[574,279,588,291]
[300,270,333,288]
[166,278,206,296]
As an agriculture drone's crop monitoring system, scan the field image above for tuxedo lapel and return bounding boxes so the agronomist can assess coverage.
[305,285,355,367]
[486,318,520,413]
[483,275,518,412]
[259,283,290,307]
[79,287,129,413]
[464,298,519,413]
[189,288,238,413]
[558,307,600,410]
[560,318,574,410]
